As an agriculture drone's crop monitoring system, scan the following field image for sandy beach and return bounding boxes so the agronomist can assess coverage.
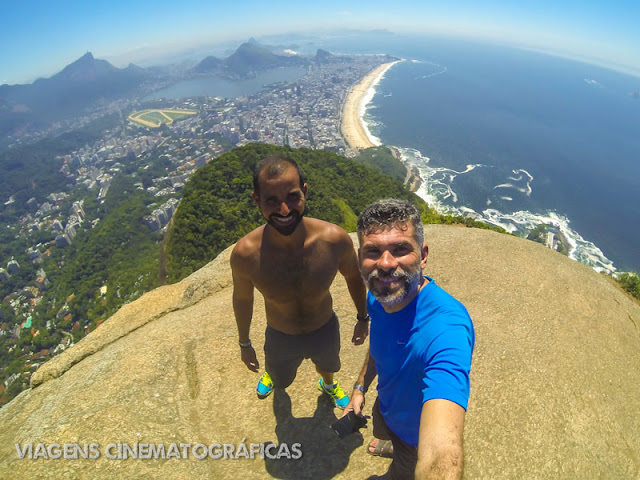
[341,60,402,150]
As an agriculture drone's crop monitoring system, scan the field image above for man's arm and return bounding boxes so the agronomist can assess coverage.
[230,245,259,372]
[343,348,377,416]
[415,399,466,480]
[337,233,369,345]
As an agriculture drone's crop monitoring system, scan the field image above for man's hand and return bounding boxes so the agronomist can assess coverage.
[240,346,260,372]
[343,389,365,417]
[352,320,369,345]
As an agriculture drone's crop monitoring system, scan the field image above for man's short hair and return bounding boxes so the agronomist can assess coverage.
[357,199,424,246]
[253,155,306,195]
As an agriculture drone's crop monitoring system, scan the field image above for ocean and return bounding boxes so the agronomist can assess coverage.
[353,37,640,273]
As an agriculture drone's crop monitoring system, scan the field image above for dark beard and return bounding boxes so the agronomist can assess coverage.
[267,208,306,236]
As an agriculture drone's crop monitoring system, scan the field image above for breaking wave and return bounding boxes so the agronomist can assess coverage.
[396,146,616,273]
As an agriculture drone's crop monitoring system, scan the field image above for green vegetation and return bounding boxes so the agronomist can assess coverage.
[354,146,406,182]
[615,271,640,301]
[527,224,569,256]
[422,210,510,232]
[145,112,168,125]
[164,111,196,121]
[1,173,163,405]
[46,176,161,333]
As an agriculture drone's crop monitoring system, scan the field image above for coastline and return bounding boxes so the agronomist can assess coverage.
[340,60,402,151]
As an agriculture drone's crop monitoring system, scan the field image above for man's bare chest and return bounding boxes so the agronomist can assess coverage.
[252,247,338,297]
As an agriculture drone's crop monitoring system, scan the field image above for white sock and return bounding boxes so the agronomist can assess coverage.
[323,381,335,389]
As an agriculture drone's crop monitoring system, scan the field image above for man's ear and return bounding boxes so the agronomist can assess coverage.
[420,243,429,269]
[302,183,308,196]
[251,192,259,206]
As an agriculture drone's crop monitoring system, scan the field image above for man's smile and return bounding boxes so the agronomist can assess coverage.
[271,213,296,226]
[374,276,403,288]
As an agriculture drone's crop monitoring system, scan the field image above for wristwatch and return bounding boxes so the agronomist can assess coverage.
[353,383,367,394]
[356,313,370,323]
[239,339,252,348]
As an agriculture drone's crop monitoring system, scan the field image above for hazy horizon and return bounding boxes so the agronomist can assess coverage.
[2,0,640,85]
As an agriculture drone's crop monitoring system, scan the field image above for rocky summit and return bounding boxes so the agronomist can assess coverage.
[0,225,638,479]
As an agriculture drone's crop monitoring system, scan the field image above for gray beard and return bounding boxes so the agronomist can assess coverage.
[365,266,422,308]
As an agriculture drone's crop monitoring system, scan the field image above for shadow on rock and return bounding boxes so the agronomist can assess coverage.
[264,388,363,480]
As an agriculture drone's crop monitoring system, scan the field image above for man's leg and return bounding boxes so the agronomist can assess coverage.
[308,314,341,376]
[372,397,417,480]
[370,396,393,456]
[308,314,349,408]
[260,326,304,398]
[316,366,334,385]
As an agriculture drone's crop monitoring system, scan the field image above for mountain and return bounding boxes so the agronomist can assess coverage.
[191,55,223,74]
[47,52,120,83]
[1,226,638,478]
[315,49,334,63]
[0,53,150,145]
[192,42,308,78]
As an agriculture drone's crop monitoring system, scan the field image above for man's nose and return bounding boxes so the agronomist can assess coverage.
[378,250,397,270]
[278,202,290,215]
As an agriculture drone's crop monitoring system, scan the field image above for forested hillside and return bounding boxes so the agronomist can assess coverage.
[165,143,427,281]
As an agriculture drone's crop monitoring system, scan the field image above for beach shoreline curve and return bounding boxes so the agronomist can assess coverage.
[340,60,403,151]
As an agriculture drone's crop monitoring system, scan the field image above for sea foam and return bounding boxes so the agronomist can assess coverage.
[396,146,616,273]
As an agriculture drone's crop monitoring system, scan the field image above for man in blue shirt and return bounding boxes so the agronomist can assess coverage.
[344,199,475,480]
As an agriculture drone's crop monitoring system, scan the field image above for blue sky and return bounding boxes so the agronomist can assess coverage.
[1,0,639,85]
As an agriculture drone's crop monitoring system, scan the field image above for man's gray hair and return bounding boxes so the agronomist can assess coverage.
[357,199,424,246]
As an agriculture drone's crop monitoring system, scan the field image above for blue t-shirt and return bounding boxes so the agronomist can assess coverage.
[369,277,475,447]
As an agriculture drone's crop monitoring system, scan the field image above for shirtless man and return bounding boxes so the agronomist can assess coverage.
[230,154,369,408]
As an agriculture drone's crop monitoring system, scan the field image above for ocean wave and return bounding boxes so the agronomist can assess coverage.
[418,67,448,80]
[395,146,616,273]
[407,60,448,79]
[584,78,604,88]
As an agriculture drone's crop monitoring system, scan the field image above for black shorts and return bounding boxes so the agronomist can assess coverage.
[373,397,419,480]
[264,313,341,389]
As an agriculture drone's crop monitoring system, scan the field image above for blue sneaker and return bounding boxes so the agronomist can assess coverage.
[256,372,274,399]
[317,378,349,409]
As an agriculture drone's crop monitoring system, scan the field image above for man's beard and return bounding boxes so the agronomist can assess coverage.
[267,208,306,236]
[364,264,422,308]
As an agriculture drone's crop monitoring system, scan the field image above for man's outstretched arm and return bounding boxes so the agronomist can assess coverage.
[230,245,259,372]
[415,399,466,480]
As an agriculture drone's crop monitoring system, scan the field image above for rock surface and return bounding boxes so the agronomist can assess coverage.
[0,225,638,479]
